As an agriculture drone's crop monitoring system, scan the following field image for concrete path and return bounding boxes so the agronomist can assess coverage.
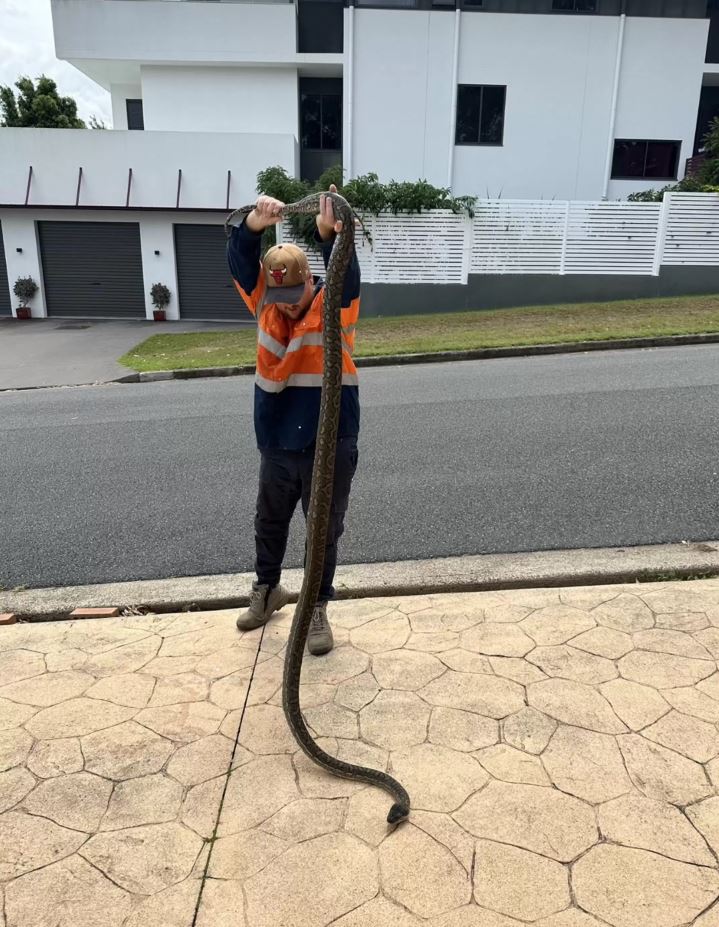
[3,579,719,926]
[0,318,251,391]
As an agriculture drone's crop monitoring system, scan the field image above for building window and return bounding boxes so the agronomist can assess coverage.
[552,0,597,11]
[297,0,343,53]
[300,90,341,151]
[455,85,505,146]
[126,99,144,131]
[611,139,681,180]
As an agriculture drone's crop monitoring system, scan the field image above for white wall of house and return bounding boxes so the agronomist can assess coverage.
[0,128,296,209]
[0,209,227,319]
[46,0,714,203]
[606,16,708,200]
[349,11,707,201]
[141,66,299,137]
[110,84,143,130]
[52,0,296,73]
[452,12,617,200]
[351,9,456,187]
[2,215,48,318]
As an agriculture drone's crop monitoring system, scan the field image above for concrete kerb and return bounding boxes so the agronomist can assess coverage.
[2,538,718,622]
[114,332,719,385]
[2,332,718,393]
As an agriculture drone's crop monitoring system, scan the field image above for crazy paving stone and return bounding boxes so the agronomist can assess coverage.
[599,793,715,866]
[502,706,557,754]
[80,821,203,894]
[379,823,471,918]
[420,671,525,720]
[388,743,489,812]
[473,839,570,921]
[453,780,598,862]
[4,855,135,927]
[22,771,112,831]
[542,726,633,803]
[244,833,378,927]
[618,733,713,805]
[429,706,499,752]
[527,678,626,733]
[572,844,719,927]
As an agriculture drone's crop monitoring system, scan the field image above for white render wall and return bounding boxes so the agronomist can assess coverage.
[110,83,142,130]
[350,11,708,201]
[141,66,299,137]
[52,0,297,73]
[350,9,456,187]
[0,209,228,320]
[0,128,296,209]
[607,16,708,200]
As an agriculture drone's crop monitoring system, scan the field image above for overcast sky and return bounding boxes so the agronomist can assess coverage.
[0,0,113,125]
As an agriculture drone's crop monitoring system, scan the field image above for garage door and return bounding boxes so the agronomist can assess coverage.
[0,223,11,316]
[174,224,253,322]
[38,221,145,319]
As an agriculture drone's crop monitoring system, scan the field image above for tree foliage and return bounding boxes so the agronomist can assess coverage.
[0,75,85,128]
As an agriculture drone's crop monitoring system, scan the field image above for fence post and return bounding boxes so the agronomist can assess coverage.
[276,221,284,245]
[559,201,570,275]
[652,194,670,277]
[461,213,472,284]
[370,215,377,284]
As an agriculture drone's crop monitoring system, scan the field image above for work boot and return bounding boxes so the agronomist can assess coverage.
[308,603,334,655]
[236,582,290,631]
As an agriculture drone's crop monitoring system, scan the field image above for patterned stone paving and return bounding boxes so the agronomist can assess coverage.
[3,579,719,926]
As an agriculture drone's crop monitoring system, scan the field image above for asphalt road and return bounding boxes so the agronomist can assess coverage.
[2,344,718,590]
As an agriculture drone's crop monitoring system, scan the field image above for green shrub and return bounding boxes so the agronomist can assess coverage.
[255,166,477,250]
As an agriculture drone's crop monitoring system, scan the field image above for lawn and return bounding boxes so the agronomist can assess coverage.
[118,294,719,372]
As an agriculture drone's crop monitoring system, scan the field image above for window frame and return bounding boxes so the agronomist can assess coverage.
[455,83,506,148]
[299,90,342,152]
[610,138,682,181]
[125,99,144,131]
[551,0,599,12]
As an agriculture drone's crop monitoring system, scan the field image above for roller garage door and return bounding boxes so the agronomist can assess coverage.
[38,221,145,319]
[0,223,11,316]
[174,224,253,322]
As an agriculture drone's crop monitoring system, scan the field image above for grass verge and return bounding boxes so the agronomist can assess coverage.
[118,294,719,372]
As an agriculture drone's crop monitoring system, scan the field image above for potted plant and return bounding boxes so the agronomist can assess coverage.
[150,283,171,322]
[13,276,38,320]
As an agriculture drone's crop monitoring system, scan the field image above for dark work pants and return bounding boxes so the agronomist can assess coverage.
[254,436,359,602]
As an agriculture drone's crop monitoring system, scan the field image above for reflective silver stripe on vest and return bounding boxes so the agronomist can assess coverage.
[255,372,359,393]
[257,327,287,359]
[286,332,325,353]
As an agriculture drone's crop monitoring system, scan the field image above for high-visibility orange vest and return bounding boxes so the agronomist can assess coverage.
[227,221,361,450]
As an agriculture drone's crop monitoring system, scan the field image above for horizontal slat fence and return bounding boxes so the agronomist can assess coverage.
[277,193,719,283]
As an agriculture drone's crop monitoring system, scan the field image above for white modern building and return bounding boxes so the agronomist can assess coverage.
[1,0,719,320]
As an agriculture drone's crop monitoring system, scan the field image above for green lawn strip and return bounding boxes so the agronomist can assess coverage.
[118,294,719,372]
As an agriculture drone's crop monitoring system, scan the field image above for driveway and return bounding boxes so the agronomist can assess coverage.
[0,318,253,391]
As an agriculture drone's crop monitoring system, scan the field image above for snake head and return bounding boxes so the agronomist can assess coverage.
[387,802,410,825]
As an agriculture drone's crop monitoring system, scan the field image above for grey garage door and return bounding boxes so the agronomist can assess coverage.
[174,224,253,322]
[38,221,145,319]
[0,223,11,316]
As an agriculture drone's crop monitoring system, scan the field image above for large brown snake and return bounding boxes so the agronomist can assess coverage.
[225,192,410,824]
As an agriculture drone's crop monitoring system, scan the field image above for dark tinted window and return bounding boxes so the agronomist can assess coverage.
[300,92,342,151]
[611,139,680,179]
[456,85,506,145]
[126,99,144,131]
[552,0,597,10]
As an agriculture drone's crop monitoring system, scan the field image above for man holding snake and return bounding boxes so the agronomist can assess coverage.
[227,185,361,655]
